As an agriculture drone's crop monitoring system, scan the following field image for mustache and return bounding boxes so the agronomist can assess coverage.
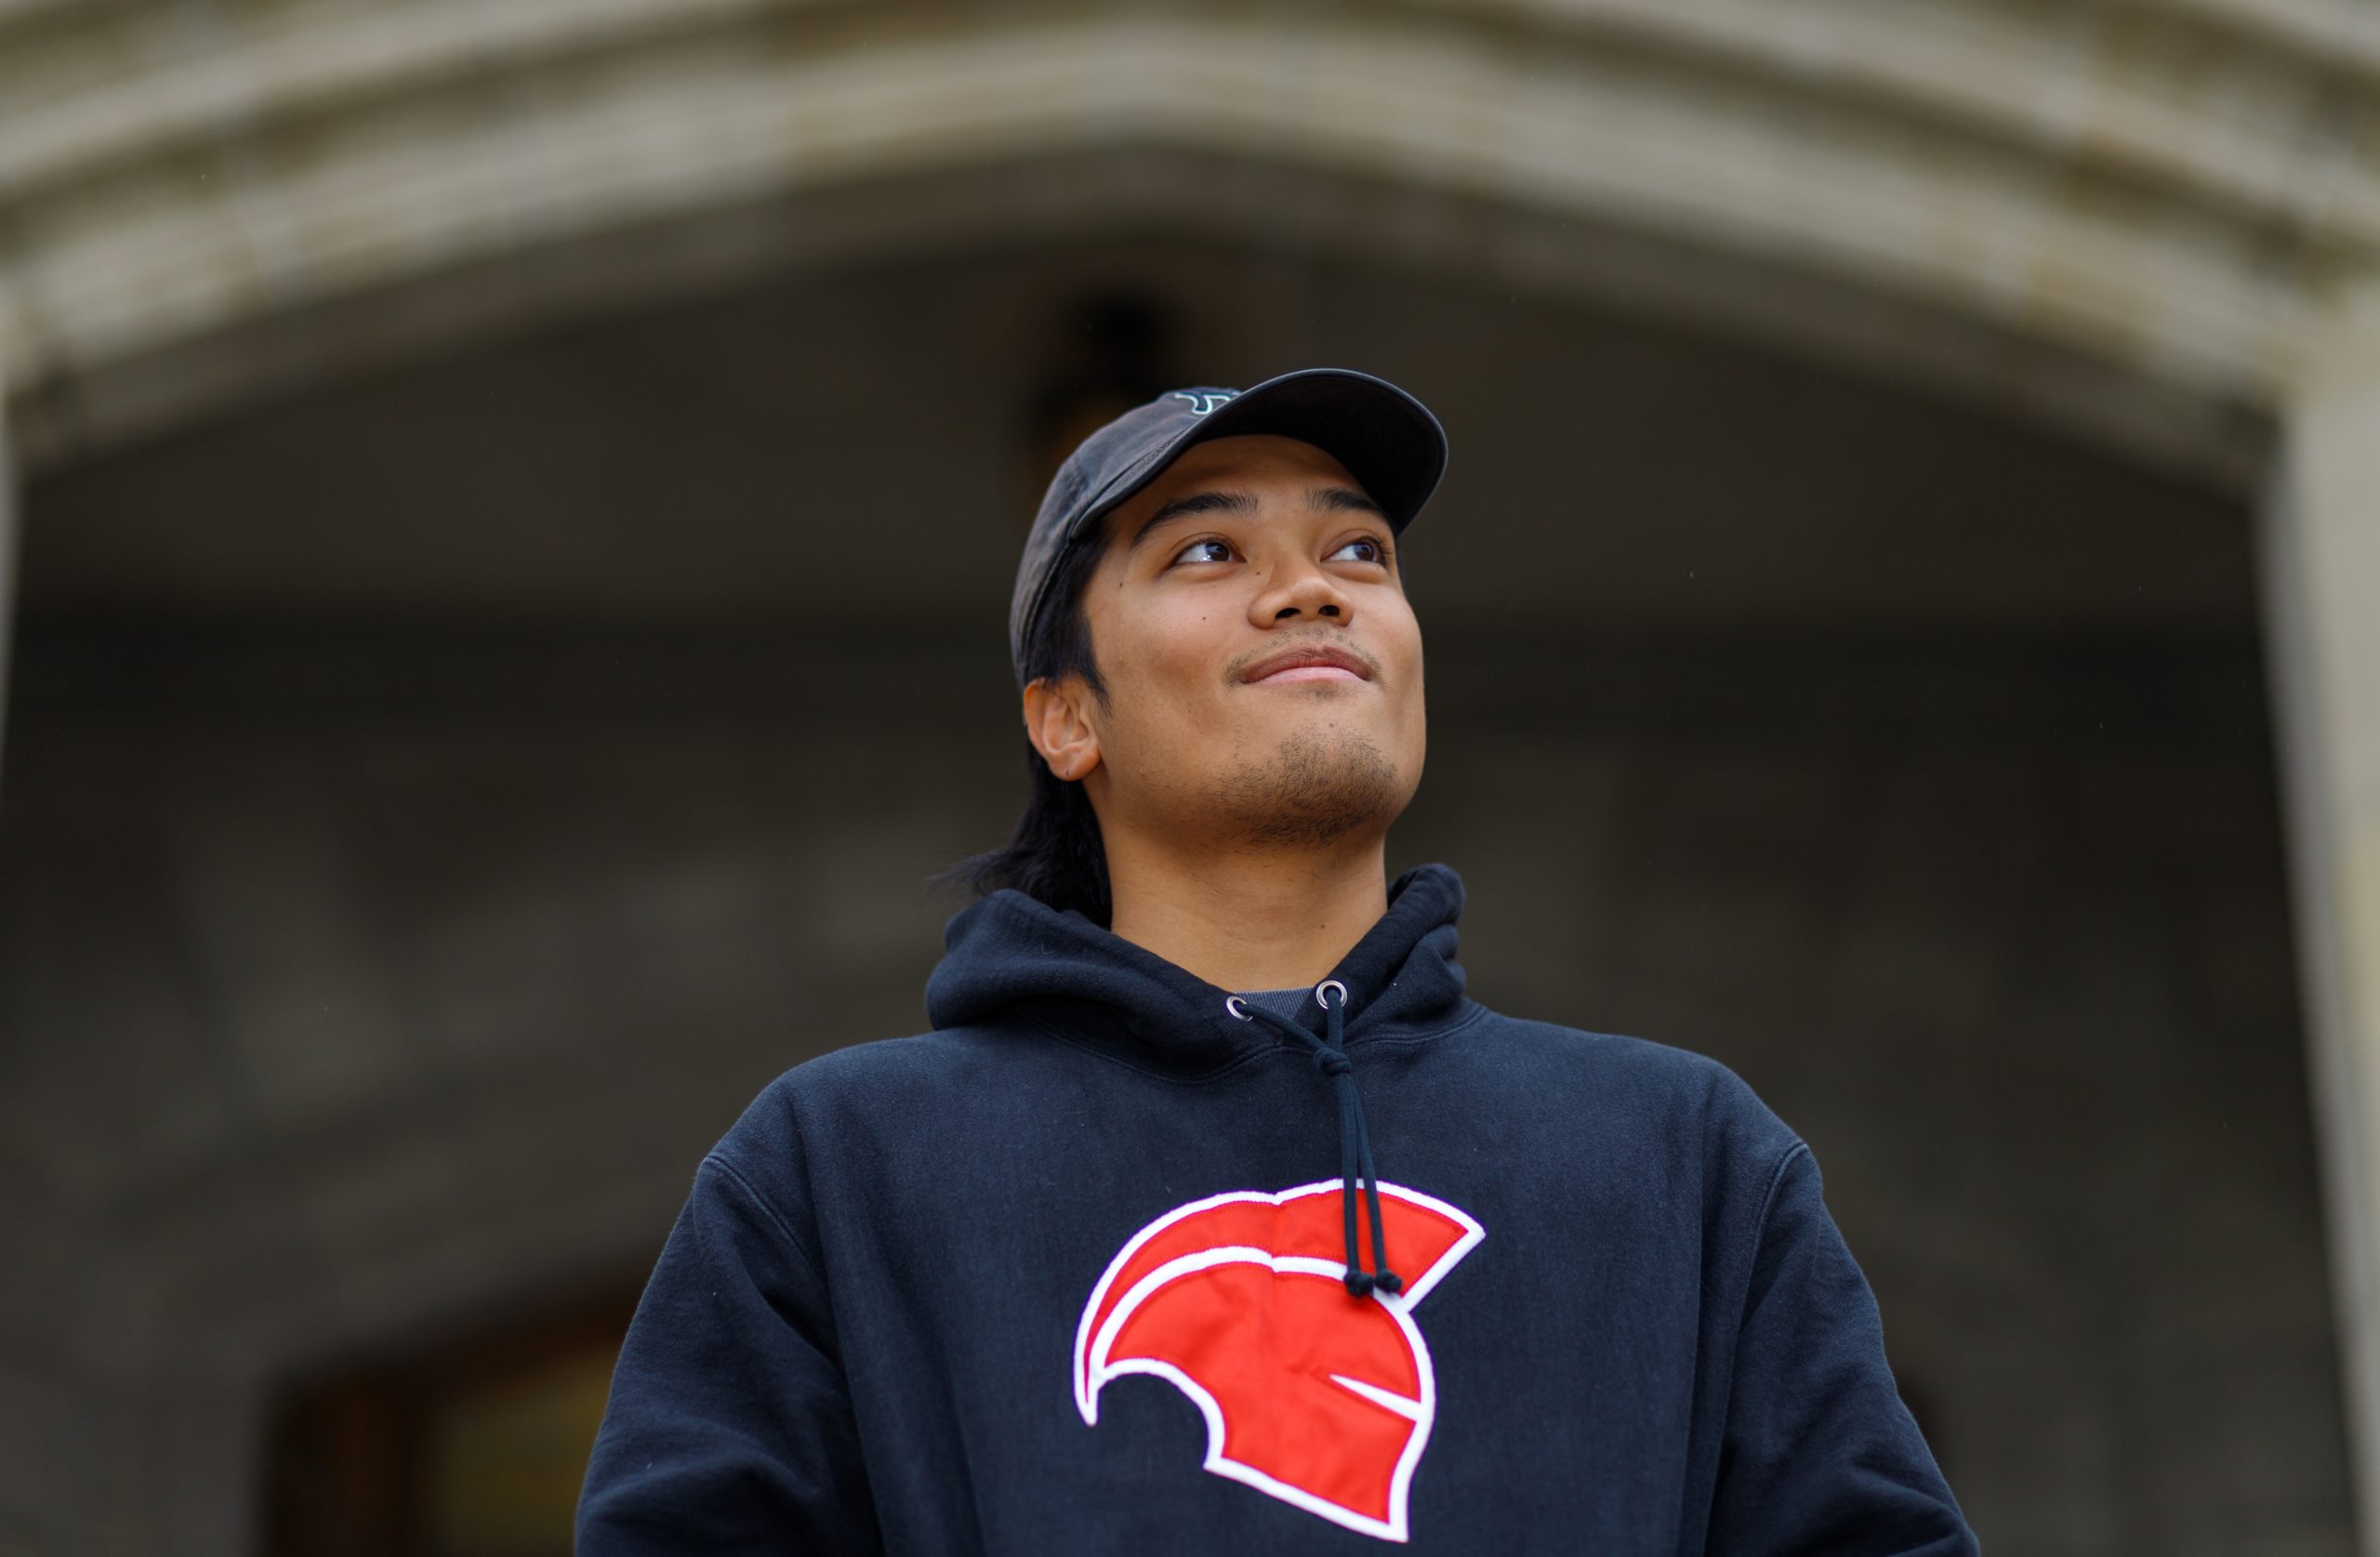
[1226,633,1382,680]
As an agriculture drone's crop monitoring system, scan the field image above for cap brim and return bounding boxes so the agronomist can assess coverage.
[1129,367,1448,535]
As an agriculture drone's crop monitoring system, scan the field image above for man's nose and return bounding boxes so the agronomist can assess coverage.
[1250,561,1353,626]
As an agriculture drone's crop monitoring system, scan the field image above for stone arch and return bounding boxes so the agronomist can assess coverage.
[3,0,2370,484]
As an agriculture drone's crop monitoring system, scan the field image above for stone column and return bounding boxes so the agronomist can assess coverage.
[2261,291,2380,1554]
[0,402,14,789]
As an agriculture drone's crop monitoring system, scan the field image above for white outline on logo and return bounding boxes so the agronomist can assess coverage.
[1171,390,1237,416]
[1072,1181,1484,1543]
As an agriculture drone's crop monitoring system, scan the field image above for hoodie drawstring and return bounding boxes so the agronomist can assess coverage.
[1225,981,1404,1300]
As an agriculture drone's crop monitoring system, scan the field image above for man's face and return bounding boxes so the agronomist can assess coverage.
[1031,432,1427,851]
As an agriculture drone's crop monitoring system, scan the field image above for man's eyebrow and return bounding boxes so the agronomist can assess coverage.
[1126,485,1387,553]
[1127,490,1255,552]
[1312,485,1388,519]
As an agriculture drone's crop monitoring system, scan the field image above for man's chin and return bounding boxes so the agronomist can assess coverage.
[1210,730,1413,848]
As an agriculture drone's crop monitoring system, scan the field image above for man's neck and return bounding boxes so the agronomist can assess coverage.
[1102,834,1393,992]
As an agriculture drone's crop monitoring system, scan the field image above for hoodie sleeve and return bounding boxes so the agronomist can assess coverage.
[1706,1141,1979,1555]
[576,1151,881,1555]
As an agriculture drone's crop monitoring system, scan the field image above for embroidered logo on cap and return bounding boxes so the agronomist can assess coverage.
[1171,390,1237,416]
[1073,1181,1483,1542]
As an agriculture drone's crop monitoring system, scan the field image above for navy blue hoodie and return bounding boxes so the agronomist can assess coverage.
[577,863,1978,1553]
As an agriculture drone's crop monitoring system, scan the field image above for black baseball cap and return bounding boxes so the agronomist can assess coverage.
[1007,367,1449,683]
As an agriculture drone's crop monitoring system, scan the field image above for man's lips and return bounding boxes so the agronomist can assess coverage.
[1238,645,1375,684]
[1252,665,1363,683]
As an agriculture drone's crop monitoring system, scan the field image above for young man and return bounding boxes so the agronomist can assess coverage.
[577,368,1979,1552]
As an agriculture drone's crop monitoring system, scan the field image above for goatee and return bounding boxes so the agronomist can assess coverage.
[1207,729,1408,847]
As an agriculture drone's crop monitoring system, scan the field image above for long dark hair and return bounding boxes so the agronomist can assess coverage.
[936,533,1115,924]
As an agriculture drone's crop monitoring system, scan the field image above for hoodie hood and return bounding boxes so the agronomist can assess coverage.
[925,862,1471,1074]
[926,862,1472,1296]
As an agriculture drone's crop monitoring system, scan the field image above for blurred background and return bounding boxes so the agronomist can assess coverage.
[2,2,2377,1553]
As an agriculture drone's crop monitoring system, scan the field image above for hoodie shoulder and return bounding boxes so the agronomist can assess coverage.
[1455,1008,1806,1181]
[720,1025,988,1131]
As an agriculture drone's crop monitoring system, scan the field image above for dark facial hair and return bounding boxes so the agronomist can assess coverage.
[1199,726,1408,848]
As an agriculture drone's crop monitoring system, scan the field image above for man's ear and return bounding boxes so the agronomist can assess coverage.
[1022,676,1104,784]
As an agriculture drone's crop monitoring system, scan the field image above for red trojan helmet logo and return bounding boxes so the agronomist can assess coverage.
[1073,1181,1484,1542]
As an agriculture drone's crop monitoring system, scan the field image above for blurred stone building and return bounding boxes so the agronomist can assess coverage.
[1,2,2377,1553]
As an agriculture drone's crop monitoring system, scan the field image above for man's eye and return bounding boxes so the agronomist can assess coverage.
[1330,537,1387,564]
[1171,538,1235,565]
